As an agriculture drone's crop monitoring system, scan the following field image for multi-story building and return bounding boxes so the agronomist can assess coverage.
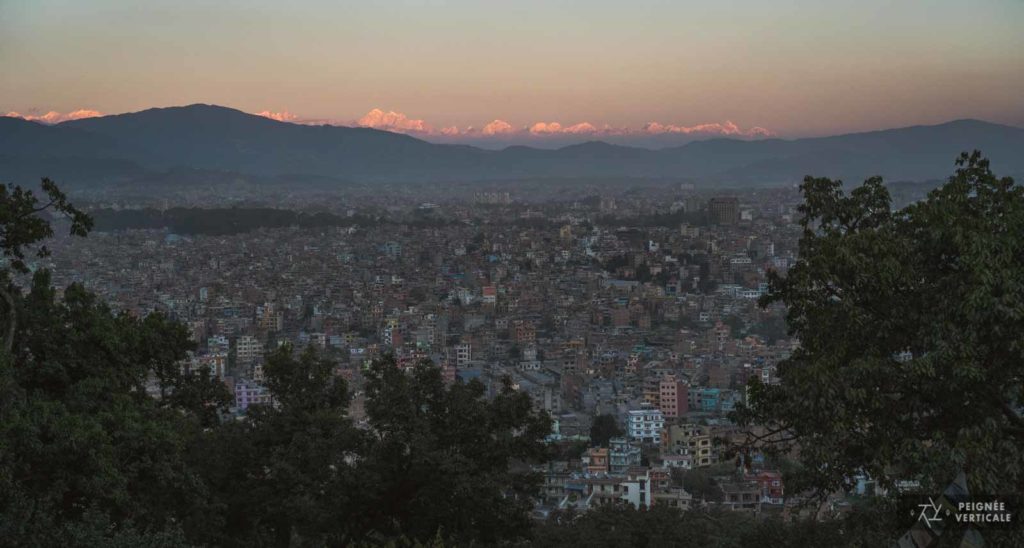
[482,285,497,304]
[708,197,739,225]
[514,320,536,344]
[191,352,227,379]
[234,380,273,410]
[660,454,693,470]
[608,437,642,473]
[721,480,761,512]
[454,343,471,367]
[749,470,784,504]
[659,377,688,419]
[255,302,283,332]
[619,468,654,509]
[583,447,609,474]
[628,408,665,444]
[516,371,562,414]
[690,387,722,413]
[236,334,264,365]
[661,423,714,467]
[207,335,230,355]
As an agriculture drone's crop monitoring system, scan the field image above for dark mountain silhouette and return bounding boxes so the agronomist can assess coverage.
[2,104,1022,186]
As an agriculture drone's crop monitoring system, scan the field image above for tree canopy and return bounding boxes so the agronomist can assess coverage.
[6,153,1024,547]
[589,413,625,447]
[736,152,1024,500]
[1,178,555,546]
[532,503,895,548]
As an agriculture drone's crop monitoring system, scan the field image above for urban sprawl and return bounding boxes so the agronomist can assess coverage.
[40,181,928,520]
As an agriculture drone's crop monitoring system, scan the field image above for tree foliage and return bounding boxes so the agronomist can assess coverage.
[11,155,1024,547]
[0,271,230,545]
[0,177,92,273]
[1,177,92,352]
[0,181,228,546]
[672,467,725,503]
[589,413,624,447]
[533,503,894,548]
[355,358,552,544]
[1,178,552,546]
[188,344,361,546]
[736,152,1024,497]
[189,352,552,546]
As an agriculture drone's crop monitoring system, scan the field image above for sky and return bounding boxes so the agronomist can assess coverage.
[2,0,1023,148]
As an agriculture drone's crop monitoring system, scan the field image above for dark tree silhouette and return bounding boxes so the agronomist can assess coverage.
[0,178,91,351]
[735,152,1024,500]
[589,413,624,447]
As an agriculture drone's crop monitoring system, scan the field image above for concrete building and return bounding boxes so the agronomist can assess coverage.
[628,408,665,444]
[236,334,263,365]
[662,423,714,467]
[609,437,642,473]
[659,377,688,419]
[708,197,739,225]
[583,447,609,474]
[235,380,273,410]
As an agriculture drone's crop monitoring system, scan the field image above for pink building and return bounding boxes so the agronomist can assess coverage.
[659,378,688,418]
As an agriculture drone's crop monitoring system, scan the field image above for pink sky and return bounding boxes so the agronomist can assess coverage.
[3,1,1021,146]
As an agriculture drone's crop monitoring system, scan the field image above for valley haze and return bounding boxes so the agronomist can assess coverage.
[2,104,1022,188]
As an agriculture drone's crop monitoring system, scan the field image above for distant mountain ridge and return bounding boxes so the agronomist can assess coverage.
[2,104,1022,186]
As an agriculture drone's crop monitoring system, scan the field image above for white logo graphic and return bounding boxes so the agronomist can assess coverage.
[917,497,944,528]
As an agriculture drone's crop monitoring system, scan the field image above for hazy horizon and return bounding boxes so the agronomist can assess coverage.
[3,0,1022,148]
[5,102,1022,151]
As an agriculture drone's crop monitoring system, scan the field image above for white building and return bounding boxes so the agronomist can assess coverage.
[628,408,665,444]
[454,343,472,367]
[619,469,654,508]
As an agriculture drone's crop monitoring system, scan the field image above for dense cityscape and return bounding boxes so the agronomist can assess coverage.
[35,182,919,519]
[4,1,1023,546]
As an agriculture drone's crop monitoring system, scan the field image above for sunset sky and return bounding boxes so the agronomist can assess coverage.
[2,0,1022,147]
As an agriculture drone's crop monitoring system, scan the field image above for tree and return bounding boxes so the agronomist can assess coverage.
[190,352,552,547]
[136,311,231,428]
[354,357,552,545]
[189,344,361,547]
[0,177,91,352]
[748,314,788,345]
[0,271,228,545]
[672,467,724,503]
[0,178,229,545]
[735,152,1024,501]
[722,314,745,339]
[533,503,888,547]
[590,414,624,447]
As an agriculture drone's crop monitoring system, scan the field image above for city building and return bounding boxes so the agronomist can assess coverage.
[708,197,739,225]
[628,408,665,444]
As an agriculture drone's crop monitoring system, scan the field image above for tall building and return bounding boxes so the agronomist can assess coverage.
[256,302,283,332]
[661,423,714,467]
[236,335,264,365]
[628,408,665,444]
[659,378,688,419]
[609,437,642,473]
[708,197,739,225]
[454,343,472,367]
